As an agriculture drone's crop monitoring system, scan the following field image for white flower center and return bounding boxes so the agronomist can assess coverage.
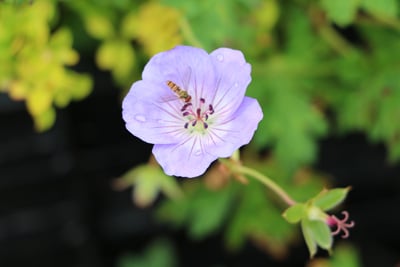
[181,98,215,133]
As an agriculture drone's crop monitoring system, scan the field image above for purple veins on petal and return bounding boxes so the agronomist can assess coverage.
[122,45,263,178]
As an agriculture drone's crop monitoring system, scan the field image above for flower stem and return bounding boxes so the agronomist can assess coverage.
[219,159,297,206]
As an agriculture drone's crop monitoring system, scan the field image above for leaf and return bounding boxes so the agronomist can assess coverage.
[314,187,350,211]
[187,184,235,239]
[226,180,295,255]
[120,164,183,208]
[157,181,235,239]
[26,87,52,116]
[116,239,176,267]
[34,107,56,132]
[251,75,328,169]
[320,0,360,27]
[84,13,115,39]
[282,203,306,223]
[330,244,361,267]
[360,0,398,18]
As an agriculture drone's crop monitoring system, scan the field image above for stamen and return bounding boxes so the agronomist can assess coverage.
[209,104,214,114]
[181,103,192,111]
[180,98,215,130]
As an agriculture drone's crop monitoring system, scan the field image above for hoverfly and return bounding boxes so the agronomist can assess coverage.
[166,80,192,103]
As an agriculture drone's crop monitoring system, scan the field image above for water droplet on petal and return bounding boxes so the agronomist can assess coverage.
[216,54,224,62]
[194,150,202,156]
[135,114,146,122]
[234,82,239,87]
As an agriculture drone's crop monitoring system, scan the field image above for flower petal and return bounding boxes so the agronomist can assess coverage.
[209,48,251,116]
[152,136,218,178]
[122,80,187,144]
[142,46,216,105]
[205,96,263,157]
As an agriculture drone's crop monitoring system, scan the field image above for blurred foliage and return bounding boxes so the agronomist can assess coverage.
[116,239,177,267]
[0,0,92,131]
[307,243,361,267]
[155,157,327,259]
[2,0,400,164]
[2,0,399,263]
[113,160,183,208]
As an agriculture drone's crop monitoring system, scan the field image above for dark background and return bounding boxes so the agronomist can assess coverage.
[1,66,400,267]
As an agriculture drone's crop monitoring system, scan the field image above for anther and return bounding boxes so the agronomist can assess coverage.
[209,104,214,114]
[181,103,192,111]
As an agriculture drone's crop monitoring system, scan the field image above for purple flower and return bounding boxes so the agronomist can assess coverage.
[122,46,263,178]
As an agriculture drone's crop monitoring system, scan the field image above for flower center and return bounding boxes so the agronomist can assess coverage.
[181,98,214,131]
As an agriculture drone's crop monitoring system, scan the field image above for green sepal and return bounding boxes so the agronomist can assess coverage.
[301,218,333,258]
[314,187,351,211]
[301,219,317,258]
[308,219,333,251]
[282,203,306,224]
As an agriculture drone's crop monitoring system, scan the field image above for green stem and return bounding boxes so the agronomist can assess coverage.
[220,159,297,206]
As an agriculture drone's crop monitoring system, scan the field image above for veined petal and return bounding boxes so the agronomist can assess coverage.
[122,80,186,144]
[152,137,218,178]
[209,48,251,116]
[142,46,216,105]
[205,97,263,157]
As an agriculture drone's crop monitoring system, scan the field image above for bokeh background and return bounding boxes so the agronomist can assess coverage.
[1,0,400,266]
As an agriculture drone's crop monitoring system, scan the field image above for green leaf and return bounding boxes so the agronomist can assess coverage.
[188,184,234,239]
[320,0,360,27]
[314,187,350,211]
[361,0,398,18]
[251,74,328,170]
[330,244,361,267]
[282,203,306,223]
[84,13,115,39]
[116,239,176,267]
[120,164,183,207]
[301,219,317,258]
[226,180,295,254]
[157,182,235,240]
